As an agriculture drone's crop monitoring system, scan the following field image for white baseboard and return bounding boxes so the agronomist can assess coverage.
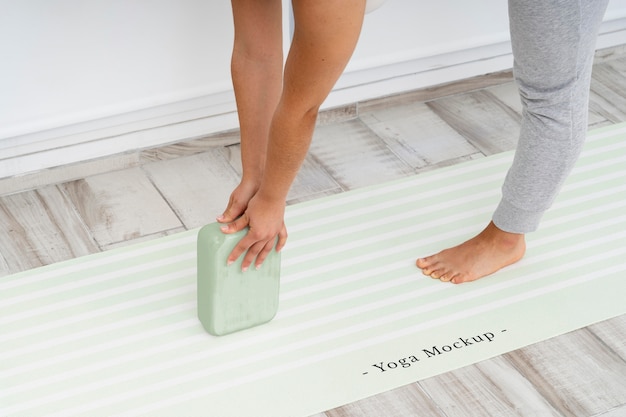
[1,20,624,180]
[0,91,239,180]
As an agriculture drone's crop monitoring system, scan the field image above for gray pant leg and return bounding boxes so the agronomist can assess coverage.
[492,0,609,234]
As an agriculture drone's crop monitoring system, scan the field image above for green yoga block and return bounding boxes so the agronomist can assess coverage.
[197,222,281,336]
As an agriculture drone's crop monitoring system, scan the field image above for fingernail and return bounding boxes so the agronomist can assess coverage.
[227,260,233,266]
[255,264,261,270]
[242,266,248,272]
[216,215,224,221]
[220,225,228,232]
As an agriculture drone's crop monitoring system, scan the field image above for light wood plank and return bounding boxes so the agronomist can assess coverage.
[220,144,341,203]
[414,153,484,174]
[592,404,626,417]
[325,384,444,417]
[287,157,343,202]
[287,162,343,204]
[603,56,626,81]
[359,71,514,112]
[287,188,343,205]
[419,356,562,417]
[427,90,521,155]
[590,57,626,123]
[0,152,140,197]
[61,168,182,247]
[140,130,241,163]
[309,119,414,190]
[102,226,188,251]
[594,45,626,63]
[143,150,241,229]
[587,112,613,129]
[0,252,8,278]
[317,104,358,126]
[0,186,99,274]
[0,198,36,273]
[588,314,626,361]
[504,328,626,417]
[485,82,522,115]
[359,100,479,169]
[487,80,608,126]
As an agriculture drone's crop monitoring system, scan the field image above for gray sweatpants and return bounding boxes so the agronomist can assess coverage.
[492,0,609,233]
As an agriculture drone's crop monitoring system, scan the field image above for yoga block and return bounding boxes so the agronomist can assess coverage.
[197,222,281,336]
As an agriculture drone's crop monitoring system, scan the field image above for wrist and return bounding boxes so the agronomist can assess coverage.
[240,173,262,191]
[255,184,288,206]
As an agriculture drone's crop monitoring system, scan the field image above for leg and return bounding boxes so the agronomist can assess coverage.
[494,0,609,233]
[417,0,609,284]
[223,0,366,270]
[219,0,284,223]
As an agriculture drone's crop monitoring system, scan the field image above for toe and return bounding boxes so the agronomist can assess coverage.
[431,268,448,280]
[439,271,455,282]
[416,256,439,275]
[416,257,430,268]
[419,264,433,276]
[451,273,471,284]
[423,265,440,278]
[446,273,460,284]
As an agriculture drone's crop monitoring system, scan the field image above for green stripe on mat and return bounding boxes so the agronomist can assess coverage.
[2,122,626,417]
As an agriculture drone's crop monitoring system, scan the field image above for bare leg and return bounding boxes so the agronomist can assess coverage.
[219,0,283,223]
[222,0,366,270]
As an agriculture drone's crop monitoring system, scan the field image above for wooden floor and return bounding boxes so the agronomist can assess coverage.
[2,46,626,417]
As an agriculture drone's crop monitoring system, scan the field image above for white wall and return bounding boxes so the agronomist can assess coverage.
[1,0,625,179]
[335,0,626,105]
[0,0,237,138]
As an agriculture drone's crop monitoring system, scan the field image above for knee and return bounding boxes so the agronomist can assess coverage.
[301,104,322,124]
[290,104,322,127]
[517,77,585,128]
[274,100,321,129]
[232,43,282,68]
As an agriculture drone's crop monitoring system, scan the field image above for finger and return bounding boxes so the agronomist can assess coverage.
[226,233,254,266]
[241,240,266,272]
[220,214,250,234]
[254,240,276,269]
[218,197,244,223]
[275,224,288,253]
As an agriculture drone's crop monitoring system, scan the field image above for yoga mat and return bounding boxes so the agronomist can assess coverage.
[2,123,626,417]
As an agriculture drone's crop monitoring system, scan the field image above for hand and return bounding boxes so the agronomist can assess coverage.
[217,180,259,224]
[220,192,288,271]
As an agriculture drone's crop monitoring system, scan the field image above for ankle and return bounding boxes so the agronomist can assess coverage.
[484,222,525,248]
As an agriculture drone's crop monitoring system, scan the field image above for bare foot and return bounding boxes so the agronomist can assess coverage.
[416,221,526,284]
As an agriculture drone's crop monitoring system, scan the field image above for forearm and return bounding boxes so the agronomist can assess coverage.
[255,104,317,203]
[231,55,282,186]
[230,0,283,185]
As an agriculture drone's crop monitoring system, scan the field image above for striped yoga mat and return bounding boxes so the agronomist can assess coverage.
[2,123,626,417]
